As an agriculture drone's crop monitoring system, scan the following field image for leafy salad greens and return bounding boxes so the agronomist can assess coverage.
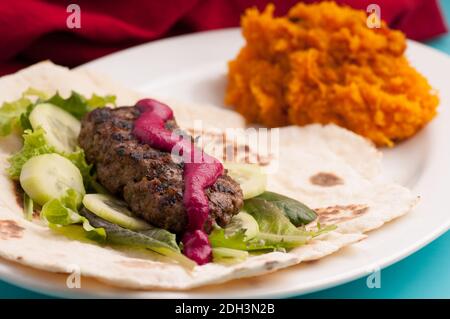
[0,88,334,267]
[0,88,115,137]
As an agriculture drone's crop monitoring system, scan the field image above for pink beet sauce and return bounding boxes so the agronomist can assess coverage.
[133,99,223,265]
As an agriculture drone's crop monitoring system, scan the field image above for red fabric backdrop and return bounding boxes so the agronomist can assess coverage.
[0,0,447,75]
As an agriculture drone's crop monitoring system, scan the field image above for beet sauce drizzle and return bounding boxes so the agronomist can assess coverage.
[133,98,223,265]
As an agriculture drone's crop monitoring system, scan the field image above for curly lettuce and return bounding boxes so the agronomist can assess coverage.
[7,128,56,178]
[0,88,115,136]
[42,189,106,242]
[0,96,33,136]
[7,128,99,193]
[0,88,50,135]
[45,91,115,120]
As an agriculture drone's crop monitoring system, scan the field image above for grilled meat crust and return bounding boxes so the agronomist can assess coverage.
[78,106,243,234]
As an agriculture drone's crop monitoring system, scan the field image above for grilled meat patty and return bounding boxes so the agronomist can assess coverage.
[78,106,243,234]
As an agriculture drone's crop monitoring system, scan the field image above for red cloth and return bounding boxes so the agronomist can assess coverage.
[0,0,447,75]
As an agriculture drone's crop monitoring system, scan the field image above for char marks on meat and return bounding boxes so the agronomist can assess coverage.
[78,107,243,234]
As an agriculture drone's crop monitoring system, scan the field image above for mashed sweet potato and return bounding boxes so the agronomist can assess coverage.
[225,2,439,146]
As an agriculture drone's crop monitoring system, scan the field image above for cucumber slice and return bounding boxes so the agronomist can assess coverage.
[225,211,259,240]
[82,194,151,231]
[20,154,85,206]
[224,162,267,199]
[29,103,81,153]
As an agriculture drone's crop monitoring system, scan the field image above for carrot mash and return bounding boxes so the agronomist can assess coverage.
[225,2,439,146]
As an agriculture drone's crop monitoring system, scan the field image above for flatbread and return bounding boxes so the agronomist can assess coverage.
[0,62,416,290]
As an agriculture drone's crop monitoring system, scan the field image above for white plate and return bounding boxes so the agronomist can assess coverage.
[1,28,450,298]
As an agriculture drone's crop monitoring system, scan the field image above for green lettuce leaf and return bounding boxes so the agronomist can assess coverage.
[209,226,262,250]
[209,211,265,250]
[42,189,106,242]
[254,191,317,226]
[48,224,99,243]
[0,88,115,137]
[210,196,334,252]
[18,88,51,131]
[45,91,115,120]
[212,247,249,264]
[19,104,35,131]
[209,220,305,251]
[244,198,310,248]
[0,88,53,136]
[23,193,34,221]
[7,128,56,179]
[65,148,92,185]
[7,128,98,191]
[81,210,195,268]
[64,147,101,191]
[22,87,50,100]
[86,94,116,109]
[4,88,115,189]
[0,96,32,136]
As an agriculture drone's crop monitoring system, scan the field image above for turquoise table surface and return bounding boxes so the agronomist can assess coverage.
[1,2,449,299]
